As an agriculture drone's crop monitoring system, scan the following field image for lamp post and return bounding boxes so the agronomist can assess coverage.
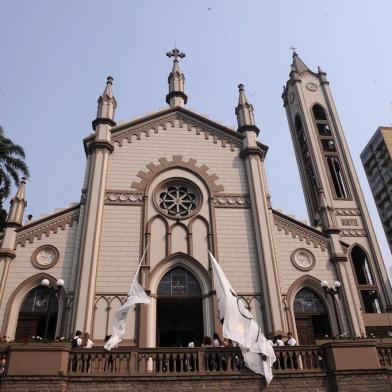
[320,280,343,336]
[41,278,64,340]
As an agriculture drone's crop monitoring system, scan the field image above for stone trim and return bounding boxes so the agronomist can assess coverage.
[214,193,251,208]
[15,205,80,247]
[104,190,143,205]
[340,229,367,237]
[239,146,268,161]
[110,108,243,152]
[0,248,16,259]
[237,124,260,135]
[273,209,329,251]
[91,118,116,129]
[31,244,60,269]
[166,91,188,105]
[335,208,361,216]
[84,140,114,155]
[131,155,224,195]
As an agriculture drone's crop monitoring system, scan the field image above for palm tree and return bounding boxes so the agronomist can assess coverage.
[0,126,29,200]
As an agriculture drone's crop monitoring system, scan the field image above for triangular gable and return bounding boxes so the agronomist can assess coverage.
[84,106,244,152]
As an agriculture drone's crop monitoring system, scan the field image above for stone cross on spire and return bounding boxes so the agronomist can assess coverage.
[166,48,186,62]
[166,47,187,107]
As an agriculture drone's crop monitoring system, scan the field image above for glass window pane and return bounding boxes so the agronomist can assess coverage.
[294,288,326,314]
[158,267,201,297]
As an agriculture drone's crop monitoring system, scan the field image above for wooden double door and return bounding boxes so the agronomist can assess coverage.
[295,314,331,344]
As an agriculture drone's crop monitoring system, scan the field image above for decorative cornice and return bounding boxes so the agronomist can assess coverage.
[239,146,267,161]
[131,155,224,195]
[340,229,367,237]
[105,191,143,205]
[272,209,328,251]
[84,140,114,155]
[15,205,80,247]
[214,194,250,208]
[335,208,361,216]
[110,107,243,152]
[237,124,260,136]
[0,248,16,259]
[166,91,188,105]
[330,254,348,263]
[91,118,116,129]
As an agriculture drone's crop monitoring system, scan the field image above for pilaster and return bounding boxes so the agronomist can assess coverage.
[73,123,113,332]
[240,131,284,334]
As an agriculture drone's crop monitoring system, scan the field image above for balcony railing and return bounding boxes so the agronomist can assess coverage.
[67,346,324,376]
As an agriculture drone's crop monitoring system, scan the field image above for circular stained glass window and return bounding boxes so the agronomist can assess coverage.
[155,179,201,219]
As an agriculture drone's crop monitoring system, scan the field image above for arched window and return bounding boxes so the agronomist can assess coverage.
[351,246,374,285]
[312,104,328,121]
[158,267,201,297]
[294,288,326,314]
[350,246,381,314]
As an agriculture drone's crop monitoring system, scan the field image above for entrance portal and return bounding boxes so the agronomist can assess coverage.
[294,288,331,344]
[15,286,59,341]
[157,267,203,347]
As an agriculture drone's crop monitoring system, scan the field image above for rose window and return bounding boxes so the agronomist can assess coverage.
[155,180,201,219]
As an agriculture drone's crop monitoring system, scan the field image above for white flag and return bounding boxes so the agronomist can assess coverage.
[209,251,276,385]
[104,247,150,351]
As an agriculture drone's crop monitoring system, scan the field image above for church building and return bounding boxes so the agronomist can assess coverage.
[0,49,391,347]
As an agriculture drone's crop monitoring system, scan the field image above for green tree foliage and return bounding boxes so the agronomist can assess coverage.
[0,127,29,230]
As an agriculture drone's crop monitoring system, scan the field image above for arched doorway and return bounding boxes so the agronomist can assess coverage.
[294,288,331,344]
[15,286,58,341]
[156,267,203,347]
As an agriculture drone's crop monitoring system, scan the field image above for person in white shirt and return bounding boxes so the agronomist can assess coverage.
[81,332,94,348]
[71,330,82,348]
[274,334,284,346]
[286,332,297,346]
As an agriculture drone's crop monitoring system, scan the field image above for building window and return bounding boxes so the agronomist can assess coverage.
[351,246,374,285]
[312,103,350,200]
[326,156,349,198]
[350,245,381,314]
[312,104,328,121]
[294,114,320,226]
[157,267,201,297]
[154,179,202,219]
[294,288,326,313]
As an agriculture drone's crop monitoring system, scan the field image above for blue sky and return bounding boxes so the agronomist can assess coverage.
[1,0,391,267]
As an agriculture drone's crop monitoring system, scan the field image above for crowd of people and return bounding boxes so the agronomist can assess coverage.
[268,332,297,347]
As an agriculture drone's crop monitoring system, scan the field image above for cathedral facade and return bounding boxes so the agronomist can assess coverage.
[0,50,391,346]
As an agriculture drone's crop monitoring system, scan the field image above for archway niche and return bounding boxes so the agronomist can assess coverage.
[294,288,331,344]
[156,267,203,347]
[15,285,59,341]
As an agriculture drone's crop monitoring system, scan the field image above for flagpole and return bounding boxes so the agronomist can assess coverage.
[130,243,149,288]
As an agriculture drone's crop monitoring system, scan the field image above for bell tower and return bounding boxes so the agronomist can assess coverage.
[282,51,392,335]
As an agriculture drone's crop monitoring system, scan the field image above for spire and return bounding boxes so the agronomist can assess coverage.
[94,76,117,128]
[166,48,187,107]
[291,51,310,74]
[7,177,27,226]
[235,84,260,135]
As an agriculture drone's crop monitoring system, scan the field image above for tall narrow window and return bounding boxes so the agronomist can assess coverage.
[351,245,381,314]
[294,114,320,225]
[312,103,350,199]
[327,157,349,198]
